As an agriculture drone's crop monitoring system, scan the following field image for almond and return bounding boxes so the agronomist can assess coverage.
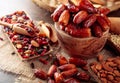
[31,40,39,47]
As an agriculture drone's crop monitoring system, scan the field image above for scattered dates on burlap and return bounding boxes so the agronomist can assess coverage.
[90,54,120,83]
[34,53,91,83]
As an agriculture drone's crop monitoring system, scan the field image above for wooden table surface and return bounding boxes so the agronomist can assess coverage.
[0,0,119,83]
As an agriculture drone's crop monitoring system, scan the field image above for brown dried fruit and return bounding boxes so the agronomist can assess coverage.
[69,57,87,67]
[101,15,111,26]
[56,54,68,65]
[97,15,109,31]
[92,23,103,37]
[48,65,57,78]
[64,78,80,83]
[76,72,90,81]
[70,27,91,38]
[81,65,88,71]
[83,14,97,28]
[58,64,76,71]
[61,68,78,78]
[39,58,48,65]
[34,69,47,80]
[73,10,88,24]
[79,0,96,13]
[67,3,79,13]
[54,72,64,83]
[97,7,110,15]
[51,4,66,22]
[48,78,55,83]
[58,10,70,26]
[97,54,103,62]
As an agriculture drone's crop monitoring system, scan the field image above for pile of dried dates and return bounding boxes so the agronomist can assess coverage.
[51,0,110,38]
[34,54,91,83]
[90,55,120,83]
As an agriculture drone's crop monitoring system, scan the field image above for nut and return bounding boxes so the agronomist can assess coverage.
[102,62,113,72]
[95,63,102,71]
[107,75,114,81]
[58,10,70,26]
[31,40,39,47]
[16,44,22,49]
[113,70,120,77]
[73,10,88,24]
[100,78,107,83]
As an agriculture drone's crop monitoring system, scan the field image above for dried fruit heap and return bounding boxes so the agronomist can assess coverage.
[0,11,50,60]
[51,0,110,38]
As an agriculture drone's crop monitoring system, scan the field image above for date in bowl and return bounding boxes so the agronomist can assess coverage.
[55,23,109,59]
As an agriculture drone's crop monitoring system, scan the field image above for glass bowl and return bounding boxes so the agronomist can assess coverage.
[55,23,109,59]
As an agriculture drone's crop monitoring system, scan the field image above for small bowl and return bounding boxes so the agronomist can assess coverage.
[55,23,109,59]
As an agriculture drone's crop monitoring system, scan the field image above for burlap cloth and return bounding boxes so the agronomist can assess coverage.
[0,25,114,83]
[0,26,54,83]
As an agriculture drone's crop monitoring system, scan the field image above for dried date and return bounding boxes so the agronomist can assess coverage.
[48,65,57,78]
[69,57,87,67]
[56,54,68,65]
[83,14,97,28]
[60,68,78,78]
[34,69,47,80]
[73,10,88,24]
[76,72,90,81]
[58,10,70,26]
[58,64,76,71]
[64,78,80,83]
[51,4,66,22]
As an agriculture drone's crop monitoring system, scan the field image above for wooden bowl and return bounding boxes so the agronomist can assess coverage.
[55,23,109,59]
